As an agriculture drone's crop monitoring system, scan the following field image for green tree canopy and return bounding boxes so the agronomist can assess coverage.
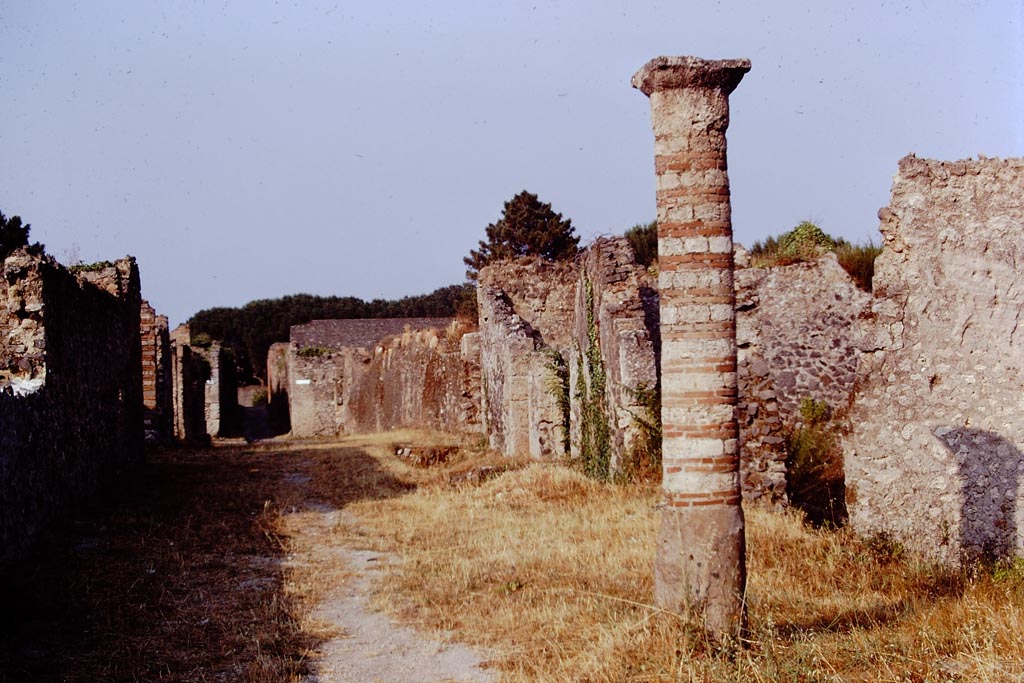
[0,211,36,260]
[464,190,579,280]
[624,220,657,269]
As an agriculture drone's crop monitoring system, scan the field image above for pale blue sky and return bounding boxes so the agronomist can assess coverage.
[2,1,1021,325]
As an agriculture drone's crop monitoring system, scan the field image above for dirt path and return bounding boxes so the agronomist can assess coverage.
[280,469,496,683]
[292,518,494,683]
[0,438,495,683]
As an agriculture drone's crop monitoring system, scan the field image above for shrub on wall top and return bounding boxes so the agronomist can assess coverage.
[750,221,881,291]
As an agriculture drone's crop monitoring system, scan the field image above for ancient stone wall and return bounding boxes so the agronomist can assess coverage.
[193,342,240,438]
[735,254,870,504]
[292,318,454,349]
[284,318,469,437]
[342,324,481,433]
[478,258,578,350]
[203,343,224,436]
[286,344,339,437]
[843,155,1024,564]
[140,300,173,444]
[474,236,865,490]
[477,258,578,459]
[266,342,291,434]
[170,324,208,444]
[0,251,143,565]
[476,240,659,469]
[568,237,659,474]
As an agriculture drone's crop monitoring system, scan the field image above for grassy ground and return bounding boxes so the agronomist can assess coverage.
[3,432,1023,682]
[342,433,1024,683]
[0,442,322,682]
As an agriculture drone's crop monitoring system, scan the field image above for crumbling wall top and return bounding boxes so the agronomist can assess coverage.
[290,318,453,351]
[74,256,140,302]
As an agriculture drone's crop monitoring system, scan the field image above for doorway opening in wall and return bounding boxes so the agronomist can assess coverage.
[785,397,848,527]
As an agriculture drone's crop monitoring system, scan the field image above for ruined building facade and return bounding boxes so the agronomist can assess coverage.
[476,238,661,476]
[0,248,246,564]
[0,252,144,565]
[474,236,869,503]
[140,300,173,444]
[736,252,869,503]
[244,154,1024,570]
[167,323,239,443]
[276,318,478,438]
[843,155,1024,564]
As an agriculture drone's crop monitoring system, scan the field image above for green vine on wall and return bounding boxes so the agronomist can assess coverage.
[576,278,611,480]
[544,349,571,455]
[620,382,662,482]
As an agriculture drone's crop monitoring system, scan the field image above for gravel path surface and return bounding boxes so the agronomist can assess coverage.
[301,547,496,683]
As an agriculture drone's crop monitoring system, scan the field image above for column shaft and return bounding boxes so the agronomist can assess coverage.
[633,56,750,640]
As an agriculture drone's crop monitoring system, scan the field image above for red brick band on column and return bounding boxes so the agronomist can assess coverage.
[633,54,750,640]
[664,491,744,507]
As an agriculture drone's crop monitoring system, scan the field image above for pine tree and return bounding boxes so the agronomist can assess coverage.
[464,191,579,280]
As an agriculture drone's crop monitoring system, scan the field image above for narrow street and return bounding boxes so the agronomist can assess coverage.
[0,435,494,683]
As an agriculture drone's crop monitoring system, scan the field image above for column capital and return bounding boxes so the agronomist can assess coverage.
[632,56,751,97]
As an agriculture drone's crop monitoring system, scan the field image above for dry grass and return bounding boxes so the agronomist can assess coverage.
[0,440,344,682]
[0,438,423,683]
[5,431,1024,682]
[0,430,518,682]
[325,434,1024,682]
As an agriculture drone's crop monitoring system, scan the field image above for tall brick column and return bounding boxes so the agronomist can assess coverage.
[632,55,750,639]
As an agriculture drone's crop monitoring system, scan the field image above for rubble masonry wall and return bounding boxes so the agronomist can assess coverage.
[843,155,1024,563]
[735,254,870,504]
[0,252,143,565]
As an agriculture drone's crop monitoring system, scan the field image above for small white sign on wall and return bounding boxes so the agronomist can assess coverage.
[295,379,312,385]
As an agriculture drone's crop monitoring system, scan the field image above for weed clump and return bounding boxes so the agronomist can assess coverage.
[545,349,571,455]
[750,221,881,291]
[68,260,115,273]
[620,382,661,483]
[836,239,882,291]
[785,397,847,527]
[624,220,658,269]
[576,278,611,480]
[297,346,330,358]
[190,332,214,349]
